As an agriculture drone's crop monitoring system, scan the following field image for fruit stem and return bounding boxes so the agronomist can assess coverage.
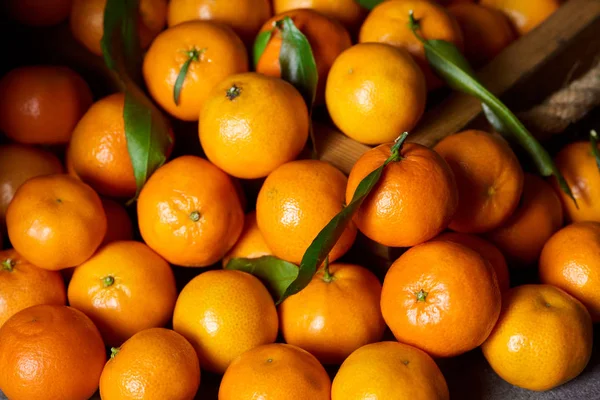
[415,289,428,302]
[590,129,600,172]
[103,276,115,287]
[322,256,334,283]
[173,47,206,105]
[226,84,242,101]
[407,10,427,45]
[386,132,409,165]
[189,210,201,222]
[1,259,15,272]
[110,347,120,359]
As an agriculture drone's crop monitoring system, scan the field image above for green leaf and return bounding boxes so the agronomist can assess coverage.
[173,48,204,106]
[253,29,273,69]
[591,130,600,172]
[276,16,319,158]
[278,132,409,304]
[407,11,576,206]
[225,256,299,300]
[101,0,172,201]
[354,0,385,10]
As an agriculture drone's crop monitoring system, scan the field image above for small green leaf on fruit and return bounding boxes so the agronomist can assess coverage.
[226,256,299,300]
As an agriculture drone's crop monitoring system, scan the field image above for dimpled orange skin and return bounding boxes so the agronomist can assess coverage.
[6,0,72,26]
[256,160,357,264]
[279,263,386,365]
[99,328,201,400]
[168,0,271,44]
[222,211,272,267]
[6,174,107,271]
[143,21,248,122]
[256,9,351,104]
[480,0,561,35]
[486,173,564,266]
[0,249,67,329]
[70,0,167,55]
[173,270,278,374]
[68,241,177,347]
[331,341,450,400]
[0,305,106,400]
[482,285,593,391]
[273,0,365,32]
[326,43,427,145]
[448,4,516,68]
[433,232,510,292]
[199,72,309,179]
[381,241,501,358]
[100,198,134,246]
[137,156,244,267]
[434,130,524,234]
[359,0,464,91]
[539,222,600,322]
[219,343,331,400]
[0,66,93,145]
[346,142,458,248]
[0,144,64,226]
[552,141,600,223]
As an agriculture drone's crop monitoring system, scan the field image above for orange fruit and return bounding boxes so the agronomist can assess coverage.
[279,263,385,365]
[256,8,352,104]
[0,305,106,400]
[101,198,134,245]
[273,0,366,32]
[219,343,331,400]
[434,232,510,292]
[381,240,501,358]
[448,3,516,67]
[0,66,92,145]
[486,173,563,266]
[222,211,272,267]
[143,21,248,121]
[99,328,200,400]
[359,0,464,91]
[6,174,107,271]
[68,241,177,347]
[482,284,593,391]
[5,0,72,26]
[346,141,458,248]
[256,160,357,264]
[480,0,561,35]
[167,0,272,44]
[0,144,64,226]
[173,269,278,374]
[552,141,600,222]
[70,0,167,56]
[539,222,600,322]
[0,249,66,329]
[326,43,427,145]
[199,72,309,179]
[137,155,244,267]
[331,341,449,400]
[434,130,524,234]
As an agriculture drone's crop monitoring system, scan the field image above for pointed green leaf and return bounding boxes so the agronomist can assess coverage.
[226,256,299,300]
[407,12,576,206]
[101,0,172,201]
[253,29,273,69]
[278,132,408,304]
[353,0,385,10]
[591,130,600,172]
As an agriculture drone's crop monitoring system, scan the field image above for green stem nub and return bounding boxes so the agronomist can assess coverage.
[173,48,205,105]
[415,289,428,302]
[189,210,201,222]
[110,347,120,359]
[386,132,409,165]
[322,256,333,283]
[590,130,600,172]
[226,84,242,101]
[103,276,115,287]
[407,10,426,44]
[1,259,15,272]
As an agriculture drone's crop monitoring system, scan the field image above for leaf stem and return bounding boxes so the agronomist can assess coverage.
[322,256,333,283]
[386,132,409,165]
[407,10,425,44]
[591,130,600,172]
[110,347,120,359]
[173,48,205,105]
[1,259,15,272]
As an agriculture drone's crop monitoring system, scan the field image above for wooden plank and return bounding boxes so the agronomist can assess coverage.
[316,0,600,174]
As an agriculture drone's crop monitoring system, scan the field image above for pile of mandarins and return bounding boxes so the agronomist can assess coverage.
[0,0,595,399]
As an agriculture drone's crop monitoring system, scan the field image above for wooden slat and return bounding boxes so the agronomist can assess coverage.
[316,0,600,174]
